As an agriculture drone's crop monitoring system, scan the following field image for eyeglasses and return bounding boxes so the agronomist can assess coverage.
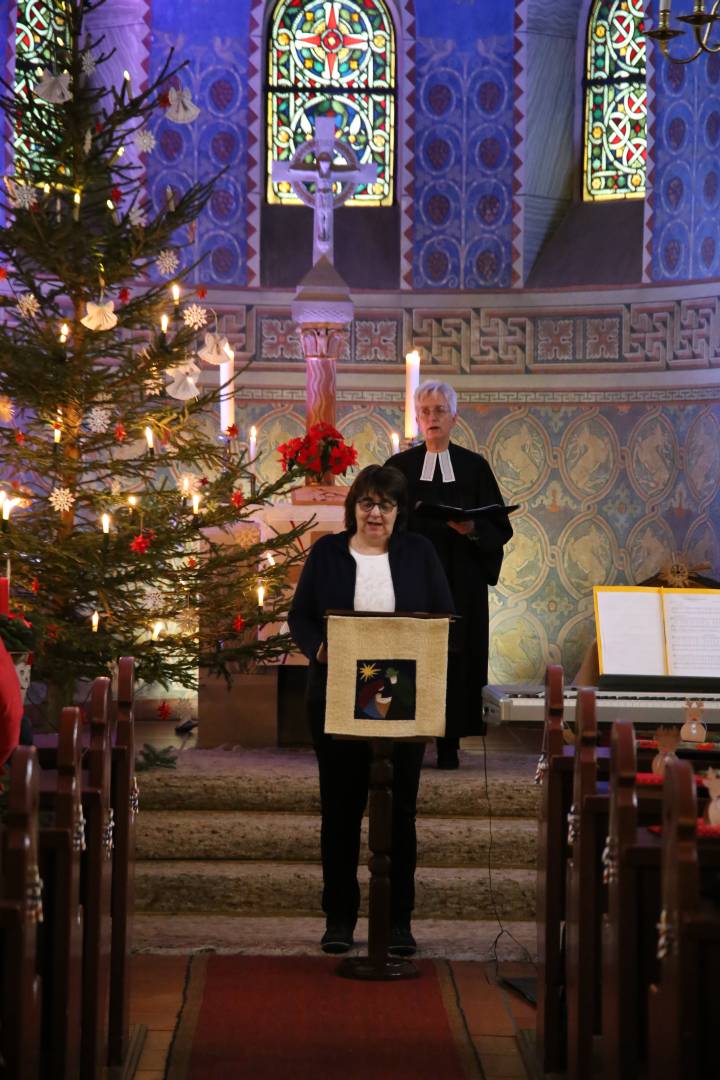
[357,497,398,515]
[418,406,449,418]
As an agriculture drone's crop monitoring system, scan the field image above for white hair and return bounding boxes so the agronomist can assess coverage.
[414,380,457,415]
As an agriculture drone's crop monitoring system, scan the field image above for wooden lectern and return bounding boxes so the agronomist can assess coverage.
[324,611,451,980]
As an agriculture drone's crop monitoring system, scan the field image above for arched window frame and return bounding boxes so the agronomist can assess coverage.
[246,0,416,287]
[580,0,647,201]
[266,0,397,208]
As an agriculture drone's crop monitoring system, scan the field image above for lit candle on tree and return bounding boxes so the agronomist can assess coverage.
[171,283,180,310]
[1,497,19,532]
[191,492,201,524]
[128,494,138,513]
[404,350,420,439]
[220,341,235,435]
[144,426,154,455]
[152,620,163,641]
[257,584,265,608]
[101,512,110,551]
[91,610,99,633]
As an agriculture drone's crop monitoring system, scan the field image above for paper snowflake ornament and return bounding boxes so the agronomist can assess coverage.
[81,300,118,331]
[8,181,38,210]
[81,50,96,75]
[143,587,165,612]
[34,70,72,104]
[156,249,179,277]
[0,396,14,422]
[167,85,200,124]
[134,128,156,153]
[198,332,230,366]
[177,607,199,634]
[87,406,111,433]
[49,486,75,513]
[182,304,208,331]
[17,293,40,319]
[129,203,147,228]
[166,360,201,400]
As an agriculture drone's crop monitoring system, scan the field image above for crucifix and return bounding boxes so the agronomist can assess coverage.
[272,115,377,265]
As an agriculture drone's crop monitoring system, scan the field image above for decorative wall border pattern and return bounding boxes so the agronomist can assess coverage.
[512,0,528,286]
[236,385,720,404]
[643,8,658,283]
[215,290,720,373]
[246,0,417,288]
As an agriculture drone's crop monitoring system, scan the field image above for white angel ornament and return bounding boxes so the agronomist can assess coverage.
[34,70,72,105]
[167,86,199,124]
[81,300,118,331]
[198,332,230,366]
[166,360,201,400]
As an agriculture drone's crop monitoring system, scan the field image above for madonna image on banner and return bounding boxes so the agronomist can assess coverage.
[354,659,416,721]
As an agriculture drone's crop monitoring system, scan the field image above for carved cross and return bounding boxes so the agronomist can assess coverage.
[272,115,377,265]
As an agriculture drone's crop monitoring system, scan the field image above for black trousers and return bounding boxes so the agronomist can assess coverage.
[310,702,425,926]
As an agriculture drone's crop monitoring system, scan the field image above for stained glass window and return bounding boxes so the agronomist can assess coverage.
[14,0,70,166]
[583,0,646,200]
[267,0,396,207]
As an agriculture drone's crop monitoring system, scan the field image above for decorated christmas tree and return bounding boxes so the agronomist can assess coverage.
[0,0,317,720]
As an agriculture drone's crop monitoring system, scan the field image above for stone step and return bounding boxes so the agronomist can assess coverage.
[136,810,537,869]
[137,747,540,819]
[135,861,536,921]
[132,913,538,962]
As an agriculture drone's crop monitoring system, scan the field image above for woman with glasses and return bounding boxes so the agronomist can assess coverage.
[289,464,454,957]
[387,380,513,769]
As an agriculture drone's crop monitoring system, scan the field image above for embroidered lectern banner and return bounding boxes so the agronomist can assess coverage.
[325,615,449,737]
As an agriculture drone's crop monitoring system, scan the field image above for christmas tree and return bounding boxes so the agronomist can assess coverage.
[0,0,315,721]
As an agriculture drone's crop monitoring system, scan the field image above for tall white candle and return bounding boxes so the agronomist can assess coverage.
[404,350,420,438]
[220,343,235,434]
[257,584,265,608]
[249,426,257,473]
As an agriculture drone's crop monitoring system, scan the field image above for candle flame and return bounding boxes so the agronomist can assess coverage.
[171,284,180,304]
[91,610,99,632]
[191,492,201,515]
[144,426,154,450]
[391,432,400,452]
[223,341,234,360]
[151,620,163,641]
[250,425,257,440]
[160,313,169,334]
[128,494,138,509]
[257,584,265,608]
[2,497,19,521]
[101,512,110,534]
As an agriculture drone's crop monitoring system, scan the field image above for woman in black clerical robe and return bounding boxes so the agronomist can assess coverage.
[386,380,513,768]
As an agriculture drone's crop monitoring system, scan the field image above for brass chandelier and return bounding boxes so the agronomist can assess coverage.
[647,1,720,61]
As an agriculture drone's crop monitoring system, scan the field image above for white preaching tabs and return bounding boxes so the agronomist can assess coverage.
[420,449,456,483]
[663,589,720,677]
[594,587,667,676]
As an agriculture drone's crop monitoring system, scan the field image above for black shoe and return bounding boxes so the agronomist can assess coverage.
[388,924,417,957]
[437,749,459,770]
[321,921,354,954]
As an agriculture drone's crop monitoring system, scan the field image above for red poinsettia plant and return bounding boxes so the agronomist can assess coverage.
[277,423,358,479]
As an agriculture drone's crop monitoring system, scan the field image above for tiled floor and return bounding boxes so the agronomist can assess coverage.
[130,953,535,1078]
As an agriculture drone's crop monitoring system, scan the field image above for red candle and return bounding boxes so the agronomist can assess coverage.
[0,577,8,616]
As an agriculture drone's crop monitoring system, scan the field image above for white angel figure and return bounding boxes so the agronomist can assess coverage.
[198,332,230,366]
[34,70,72,104]
[80,300,118,331]
[166,360,201,400]
[167,85,199,124]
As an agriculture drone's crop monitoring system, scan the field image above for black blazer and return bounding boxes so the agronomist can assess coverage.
[288,529,455,702]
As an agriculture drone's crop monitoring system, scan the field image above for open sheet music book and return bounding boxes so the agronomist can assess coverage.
[414,501,520,523]
[593,586,720,678]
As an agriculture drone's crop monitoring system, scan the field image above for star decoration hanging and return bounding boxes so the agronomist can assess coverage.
[156,249,179,277]
[231,490,244,508]
[182,304,208,330]
[49,486,76,513]
[87,406,111,433]
[134,128,156,153]
[114,422,127,442]
[130,532,152,554]
[233,615,245,632]
[15,430,25,445]
[8,181,38,210]
[17,294,40,319]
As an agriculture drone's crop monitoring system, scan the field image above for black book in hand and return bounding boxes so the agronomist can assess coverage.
[414,500,520,523]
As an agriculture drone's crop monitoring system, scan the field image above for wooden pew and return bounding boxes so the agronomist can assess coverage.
[80,676,114,1080]
[565,687,605,1080]
[108,656,139,1067]
[535,663,568,1072]
[602,732,720,1080]
[648,758,720,1080]
[0,747,42,1080]
[37,707,84,1079]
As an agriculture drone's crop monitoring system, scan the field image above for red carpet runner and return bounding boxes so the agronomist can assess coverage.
[166,955,483,1079]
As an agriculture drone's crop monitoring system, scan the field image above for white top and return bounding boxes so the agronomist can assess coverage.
[420,449,456,483]
[350,549,396,612]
